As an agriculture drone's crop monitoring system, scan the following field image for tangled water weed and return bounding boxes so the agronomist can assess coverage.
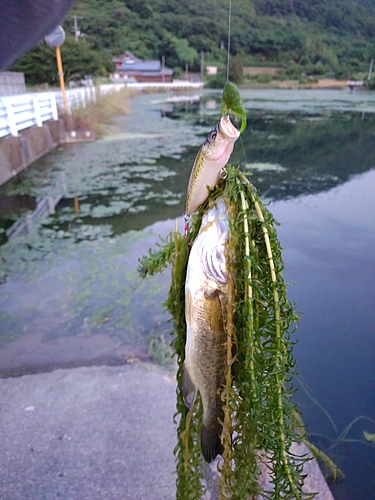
[139,167,314,499]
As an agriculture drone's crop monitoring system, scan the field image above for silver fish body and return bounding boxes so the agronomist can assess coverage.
[184,115,240,216]
[183,198,229,462]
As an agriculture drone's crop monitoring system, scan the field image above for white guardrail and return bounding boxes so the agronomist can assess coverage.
[0,88,97,138]
[100,81,204,93]
[0,82,203,140]
[0,93,58,139]
[52,86,97,113]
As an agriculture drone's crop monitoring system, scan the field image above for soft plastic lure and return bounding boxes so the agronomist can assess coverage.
[221,81,247,134]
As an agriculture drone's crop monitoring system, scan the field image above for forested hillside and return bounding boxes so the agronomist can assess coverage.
[11,0,375,84]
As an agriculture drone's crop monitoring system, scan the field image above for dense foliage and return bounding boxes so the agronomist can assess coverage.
[10,0,375,84]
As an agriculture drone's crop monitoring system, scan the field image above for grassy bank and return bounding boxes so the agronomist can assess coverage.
[73,87,132,137]
[238,78,349,90]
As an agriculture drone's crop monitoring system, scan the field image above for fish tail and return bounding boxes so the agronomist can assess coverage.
[201,418,224,463]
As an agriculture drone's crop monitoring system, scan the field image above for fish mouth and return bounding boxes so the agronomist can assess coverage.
[219,115,241,140]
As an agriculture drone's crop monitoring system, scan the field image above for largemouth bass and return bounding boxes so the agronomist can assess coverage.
[183,198,229,462]
[184,115,240,216]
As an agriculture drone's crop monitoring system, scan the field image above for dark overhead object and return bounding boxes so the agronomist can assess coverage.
[0,0,76,70]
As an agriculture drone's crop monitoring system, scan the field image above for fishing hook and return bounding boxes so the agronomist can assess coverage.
[220,166,228,180]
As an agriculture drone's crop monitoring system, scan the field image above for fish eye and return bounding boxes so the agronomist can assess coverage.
[207,125,218,143]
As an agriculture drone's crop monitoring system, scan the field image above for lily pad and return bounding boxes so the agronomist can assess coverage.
[363,431,375,443]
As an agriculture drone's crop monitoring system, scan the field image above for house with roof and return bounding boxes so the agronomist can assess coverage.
[112,51,173,83]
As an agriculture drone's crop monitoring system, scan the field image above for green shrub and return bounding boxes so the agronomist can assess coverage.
[256,74,272,84]
[204,74,227,89]
[285,63,303,79]
[173,66,183,79]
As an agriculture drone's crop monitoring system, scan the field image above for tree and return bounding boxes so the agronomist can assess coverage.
[173,38,198,67]
[230,53,243,83]
[10,35,112,86]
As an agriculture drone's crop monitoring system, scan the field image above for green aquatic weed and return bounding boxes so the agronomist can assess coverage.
[137,234,177,278]
[148,333,174,365]
[138,167,313,499]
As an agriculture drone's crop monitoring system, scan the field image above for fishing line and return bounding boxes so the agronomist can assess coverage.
[235,115,248,166]
[225,0,247,165]
[226,0,232,82]
[239,132,248,166]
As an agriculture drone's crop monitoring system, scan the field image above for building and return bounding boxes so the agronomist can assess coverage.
[112,52,173,83]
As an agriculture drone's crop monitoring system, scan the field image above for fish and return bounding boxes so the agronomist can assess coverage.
[183,198,229,462]
[184,115,240,216]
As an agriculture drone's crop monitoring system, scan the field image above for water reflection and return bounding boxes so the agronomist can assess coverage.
[168,92,375,202]
[271,170,375,500]
[2,93,375,241]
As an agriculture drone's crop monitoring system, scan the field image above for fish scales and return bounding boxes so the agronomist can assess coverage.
[183,198,229,462]
[185,115,240,216]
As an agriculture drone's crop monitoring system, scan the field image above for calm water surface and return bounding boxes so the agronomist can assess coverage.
[0,89,374,498]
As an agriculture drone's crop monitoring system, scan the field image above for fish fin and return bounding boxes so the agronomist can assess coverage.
[201,421,224,463]
[182,364,197,411]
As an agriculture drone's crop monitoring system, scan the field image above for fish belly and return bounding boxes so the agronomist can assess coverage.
[183,199,229,462]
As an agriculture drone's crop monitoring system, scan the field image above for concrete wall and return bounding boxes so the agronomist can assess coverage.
[0,72,27,96]
[0,117,94,187]
[0,120,61,186]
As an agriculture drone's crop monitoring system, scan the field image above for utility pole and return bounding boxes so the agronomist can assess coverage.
[162,55,165,83]
[73,16,83,42]
[367,58,374,81]
[200,50,204,81]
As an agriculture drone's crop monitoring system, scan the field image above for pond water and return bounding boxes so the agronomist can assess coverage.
[0,89,374,498]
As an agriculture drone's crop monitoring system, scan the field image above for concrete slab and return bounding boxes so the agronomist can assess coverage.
[0,363,177,500]
[0,362,334,500]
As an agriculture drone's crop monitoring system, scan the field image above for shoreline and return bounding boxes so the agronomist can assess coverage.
[238,78,356,91]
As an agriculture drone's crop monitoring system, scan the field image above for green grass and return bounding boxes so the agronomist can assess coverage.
[73,87,132,137]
